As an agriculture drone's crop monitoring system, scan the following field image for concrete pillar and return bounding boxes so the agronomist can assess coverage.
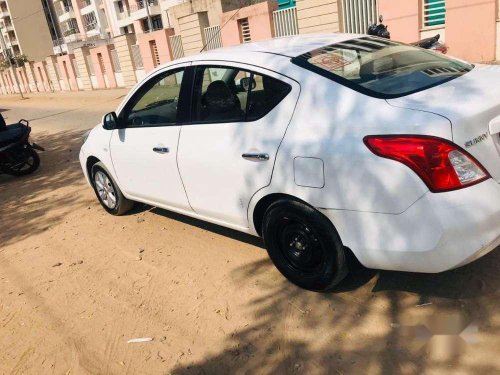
[137,28,175,72]
[73,47,93,91]
[24,62,39,92]
[220,1,277,47]
[114,34,139,88]
[177,13,208,56]
[57,54,79,91]
[33,61,51,92]
[7,68,19,93]
[0,72,7,95]
[90,45,117,89]
[296,0,340,34]
[16,67,30,93]
[45,56,62,91]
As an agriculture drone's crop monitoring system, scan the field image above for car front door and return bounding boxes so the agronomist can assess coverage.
[109,65,192,211]
[177,62,300,228]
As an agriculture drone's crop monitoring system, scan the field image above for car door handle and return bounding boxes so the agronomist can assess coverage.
[242,153,269,161]
[153,146,169,154]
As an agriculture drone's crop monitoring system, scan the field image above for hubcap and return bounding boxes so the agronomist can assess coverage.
[278,219,323,272]
[94,171,117,209]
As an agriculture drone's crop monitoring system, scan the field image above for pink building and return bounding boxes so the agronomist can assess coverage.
[379,0,500,62]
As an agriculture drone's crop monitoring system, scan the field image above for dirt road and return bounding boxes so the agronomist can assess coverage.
[1,91,499,375]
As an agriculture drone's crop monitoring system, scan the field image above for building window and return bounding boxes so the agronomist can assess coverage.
[238,18,251,43]
[62,18,80,36]
[423,0,445,28]
[149,40,160,67]
[117,0,124,13]
[152,15,163,30]
[82,12,98,31]
[142,15,163,32]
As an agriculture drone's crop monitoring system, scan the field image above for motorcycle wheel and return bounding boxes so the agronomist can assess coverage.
[4,145,40,176]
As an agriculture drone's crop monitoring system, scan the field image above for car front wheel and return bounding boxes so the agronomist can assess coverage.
[262,199,347,292]
[91,162,133,215]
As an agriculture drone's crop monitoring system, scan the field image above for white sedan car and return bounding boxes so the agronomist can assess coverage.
[80,34,500,291]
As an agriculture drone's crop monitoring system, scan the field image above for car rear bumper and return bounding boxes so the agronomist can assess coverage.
[319,179,500,273]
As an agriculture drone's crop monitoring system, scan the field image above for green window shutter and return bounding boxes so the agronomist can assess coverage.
[424,0,446,27]
[277,0,296,9]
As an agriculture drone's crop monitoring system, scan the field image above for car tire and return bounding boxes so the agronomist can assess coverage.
[91,162,133,215]
[262,199,347,292]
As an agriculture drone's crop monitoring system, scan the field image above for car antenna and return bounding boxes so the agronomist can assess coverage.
[200,5,243,53]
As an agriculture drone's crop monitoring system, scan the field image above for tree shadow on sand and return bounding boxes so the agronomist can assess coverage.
[0,129,90,247]
[169,245,500,375]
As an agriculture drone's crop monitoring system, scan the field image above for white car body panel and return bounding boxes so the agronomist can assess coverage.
[110,126,191,211]
[177,60,301,227]
[389,64,500,182]
[80,34,500,274]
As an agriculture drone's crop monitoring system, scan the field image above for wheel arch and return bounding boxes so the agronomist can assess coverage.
[86,155,100,183]
[252,193,313,237]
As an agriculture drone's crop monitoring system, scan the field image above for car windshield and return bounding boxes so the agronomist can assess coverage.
[291,36,473,98]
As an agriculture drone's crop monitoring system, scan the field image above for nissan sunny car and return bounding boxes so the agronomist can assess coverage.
[80,34,500,291]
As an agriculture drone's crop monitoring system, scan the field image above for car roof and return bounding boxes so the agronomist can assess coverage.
[180,33,363,63]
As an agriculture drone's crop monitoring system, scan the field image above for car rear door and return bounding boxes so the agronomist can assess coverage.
[109,64,193,211]
[177,62,300,228]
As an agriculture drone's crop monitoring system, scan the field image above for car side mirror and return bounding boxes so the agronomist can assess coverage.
[102,112,119,130]
[240,77,256,92]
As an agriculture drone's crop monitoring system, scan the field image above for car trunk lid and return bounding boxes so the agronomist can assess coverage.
[388,64,500,183]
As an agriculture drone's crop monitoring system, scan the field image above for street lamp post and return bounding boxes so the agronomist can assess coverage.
[0,24,24,99]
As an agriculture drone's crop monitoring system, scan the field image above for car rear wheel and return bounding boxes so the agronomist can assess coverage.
[262,199,347,292]
[91,162,133,215]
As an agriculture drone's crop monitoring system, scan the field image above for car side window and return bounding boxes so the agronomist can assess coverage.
[192,65,291,124]
[246,73,291,121]
[124,69,184,127]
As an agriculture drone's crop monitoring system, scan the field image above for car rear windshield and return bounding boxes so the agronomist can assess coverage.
[291,36,473,99]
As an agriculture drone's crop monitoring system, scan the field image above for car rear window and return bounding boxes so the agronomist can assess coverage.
[291,36,473,99]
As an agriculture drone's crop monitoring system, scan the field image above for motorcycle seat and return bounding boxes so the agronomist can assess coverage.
[0,123,29,148]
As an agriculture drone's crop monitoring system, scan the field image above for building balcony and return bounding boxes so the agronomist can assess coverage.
[56,5,75,22]
[129,0,160,21]
[117,10,130,20]
[84,21,98,32]
[52,38,69,54]
[4,22,14,31]
[63,29,82,43]
[0,8,9,18]
[79,0,95,15]
[78,0,92,8]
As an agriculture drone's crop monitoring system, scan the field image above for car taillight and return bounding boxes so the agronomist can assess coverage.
[363,135,490,193]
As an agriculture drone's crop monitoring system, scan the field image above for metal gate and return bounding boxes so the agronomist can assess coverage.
[203,25,222,50]
[170,35,184,60]
[342,0,378,34]
[273,7,298,37]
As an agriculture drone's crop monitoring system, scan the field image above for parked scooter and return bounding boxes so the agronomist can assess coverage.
[367,15,448,54]
[0,114,44,176]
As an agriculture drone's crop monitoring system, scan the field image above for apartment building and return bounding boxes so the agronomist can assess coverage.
[51,0,110,54]
[104,0,187,37]
[0,0,55,61]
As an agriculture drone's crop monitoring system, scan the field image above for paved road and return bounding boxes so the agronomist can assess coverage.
[0,91,499,375]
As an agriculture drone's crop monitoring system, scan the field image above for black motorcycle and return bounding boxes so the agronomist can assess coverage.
[0,114,44,176]
[368,15,448,54]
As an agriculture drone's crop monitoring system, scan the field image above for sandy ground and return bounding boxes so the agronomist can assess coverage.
[0,90,499,375]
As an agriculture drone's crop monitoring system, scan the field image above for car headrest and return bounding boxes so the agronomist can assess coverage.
[205,80,238,114]
[360,56,395,78]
